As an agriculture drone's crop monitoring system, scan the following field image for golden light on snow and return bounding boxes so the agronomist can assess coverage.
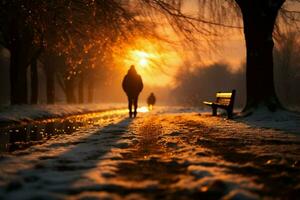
[137,106,149,113]
[148,104,153,111]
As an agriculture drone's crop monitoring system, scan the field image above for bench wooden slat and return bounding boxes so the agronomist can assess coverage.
[216,93,232,98]
[217,98,231,105]
[203,101,213,106]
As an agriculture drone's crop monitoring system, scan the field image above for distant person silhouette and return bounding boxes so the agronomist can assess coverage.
[147,92,156,110]
[122,65,143,118]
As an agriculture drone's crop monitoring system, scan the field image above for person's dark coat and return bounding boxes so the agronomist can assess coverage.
[122,66,143,97]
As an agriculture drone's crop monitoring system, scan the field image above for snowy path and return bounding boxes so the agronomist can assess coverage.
[0,109,300,199]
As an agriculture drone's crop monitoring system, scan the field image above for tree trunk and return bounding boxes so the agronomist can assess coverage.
[236,0,285,113]
[30,59,38,104]
[87,77,94,103]
[65,78,76,104]
[10,48,28,104]
[46,69,55,104]
[78,73,84,104]
[43,52,58,104]
[8,26,41,105]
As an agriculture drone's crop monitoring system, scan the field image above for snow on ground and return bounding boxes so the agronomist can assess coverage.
[236,108,300,135]
[0,107,299,199]
[0,103,126,124]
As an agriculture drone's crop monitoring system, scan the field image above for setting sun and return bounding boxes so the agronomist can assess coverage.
[139,57,148,67]
[113,37,183,86]
[132,50,150,68]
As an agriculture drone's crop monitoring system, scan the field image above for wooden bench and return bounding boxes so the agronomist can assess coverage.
[203,90,236,118]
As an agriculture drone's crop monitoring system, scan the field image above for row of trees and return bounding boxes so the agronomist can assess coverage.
[173,31,300,109]
[274,31,300,107]
[141,0,300,113]
[172,63,246,107]
[1,0,300,114]
[0,0,139,104]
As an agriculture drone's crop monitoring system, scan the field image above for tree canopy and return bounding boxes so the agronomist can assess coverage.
[1,0,300,112]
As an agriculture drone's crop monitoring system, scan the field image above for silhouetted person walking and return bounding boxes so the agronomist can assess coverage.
[122,65,143,118]
[147,92,156,110]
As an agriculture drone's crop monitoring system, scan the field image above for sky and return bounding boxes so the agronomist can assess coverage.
[113,0,246,87]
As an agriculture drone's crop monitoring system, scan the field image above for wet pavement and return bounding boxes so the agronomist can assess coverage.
[0,109,127,152]
[0,110,300,199]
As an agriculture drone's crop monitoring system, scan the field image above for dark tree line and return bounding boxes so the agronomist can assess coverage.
[274,31,300,108]
[0,0,44,104]
[0,0,138,105]
[1,0,300,116]
[173,31,300,110]
[172,63,246,108]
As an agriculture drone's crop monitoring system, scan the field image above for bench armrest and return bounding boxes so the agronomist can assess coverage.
[203,101,213,106]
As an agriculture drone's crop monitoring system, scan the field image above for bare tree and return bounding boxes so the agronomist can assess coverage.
[274,31,300,107]
[137,0,300,114]
[0,0,46,104]
[0,0,142,104]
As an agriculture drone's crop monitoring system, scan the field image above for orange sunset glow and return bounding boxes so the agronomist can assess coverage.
[131,50,152,68]
[1,1,300,199]
[113,38,183,86]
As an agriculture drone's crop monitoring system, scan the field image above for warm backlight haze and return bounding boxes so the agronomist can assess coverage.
[114,38,183,87]
[113,34,245,88]
[134,51,150,68]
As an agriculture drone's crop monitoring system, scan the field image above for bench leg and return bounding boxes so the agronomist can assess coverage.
[212,107,217,116]
[227,109,233,119]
